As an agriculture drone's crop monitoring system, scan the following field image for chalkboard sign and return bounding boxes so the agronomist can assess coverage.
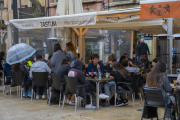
[104,37,111,53]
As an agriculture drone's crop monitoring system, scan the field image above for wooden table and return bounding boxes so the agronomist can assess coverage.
[170,83,180,120]
[86,77,114,109]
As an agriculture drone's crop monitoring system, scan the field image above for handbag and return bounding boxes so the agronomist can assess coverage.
[166,93,176,105]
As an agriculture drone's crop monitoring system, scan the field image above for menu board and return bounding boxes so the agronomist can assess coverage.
[104,37,111,53]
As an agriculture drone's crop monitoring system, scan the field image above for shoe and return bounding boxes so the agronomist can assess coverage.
[123,99,128,105]
[36,95,40,100]
[23,92,27,98]
[116,100,124,107]
[69,100,75,105]
[42,95,46,100]
[102,101,110,107]
[85,104,96,109]
[99,94,109,99]
[28,92,32,98]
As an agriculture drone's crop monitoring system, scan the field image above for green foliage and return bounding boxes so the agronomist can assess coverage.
[85,44,94,64]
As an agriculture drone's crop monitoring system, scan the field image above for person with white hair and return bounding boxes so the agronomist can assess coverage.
[139,38,150,59]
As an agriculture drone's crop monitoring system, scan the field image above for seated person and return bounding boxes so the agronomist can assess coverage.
[110,62,133,107]
[119,55,126,66]
[47,54,52,68]
[4,60,12,85]
[146,62,175,118]
[138,53,150,73]
[42,54,48,63]
[122,59,140,73]
[56,56,71,84]
[12,61,32,98]
[0,52,5,78]
[30,55,51,100]
[124,53,134,63]
[68,59,96,109]
[87,54,104,75]
[153,54,161,63]
[106,56,116,73]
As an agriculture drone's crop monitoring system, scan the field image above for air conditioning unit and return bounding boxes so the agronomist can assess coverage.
[82,0,97,3]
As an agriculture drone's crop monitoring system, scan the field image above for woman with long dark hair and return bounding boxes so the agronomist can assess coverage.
[12,61,32,98]
[110,61,133,107]
[50,43,65,74]
[146,61,173,118]
[65,42,77,67]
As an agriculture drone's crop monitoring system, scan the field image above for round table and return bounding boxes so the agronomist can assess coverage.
[86,77,114,109]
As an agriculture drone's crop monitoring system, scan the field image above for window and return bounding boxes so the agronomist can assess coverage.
[144,40,152,54]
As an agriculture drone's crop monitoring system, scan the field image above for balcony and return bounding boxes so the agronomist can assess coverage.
[18,7,45,19]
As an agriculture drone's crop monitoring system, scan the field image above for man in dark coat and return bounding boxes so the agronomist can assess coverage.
[139,38,150,59]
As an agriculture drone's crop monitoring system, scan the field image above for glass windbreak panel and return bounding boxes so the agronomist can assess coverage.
[172,38,180,73]
[156,39,169,70]
[85,29,132,64]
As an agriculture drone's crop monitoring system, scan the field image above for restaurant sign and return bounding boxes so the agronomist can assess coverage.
[10,14,97,29]
[140,1,180,19]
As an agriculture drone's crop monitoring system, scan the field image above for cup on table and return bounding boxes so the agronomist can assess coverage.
[174,80,178,86]
[105,72,109,79]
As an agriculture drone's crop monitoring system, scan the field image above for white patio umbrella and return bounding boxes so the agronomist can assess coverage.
[55,0,84,49]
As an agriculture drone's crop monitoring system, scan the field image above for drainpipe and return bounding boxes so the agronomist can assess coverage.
[107,0,109,11]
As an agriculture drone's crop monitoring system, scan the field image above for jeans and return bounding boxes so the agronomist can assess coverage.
[36,87,47,95]
[137,56,140,62]
[25,78,32,92]
[99,81,115,101]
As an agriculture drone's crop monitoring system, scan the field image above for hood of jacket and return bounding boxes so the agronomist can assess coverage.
[140,42,146,46]
[31,61,46,68]
[73,59,82,70]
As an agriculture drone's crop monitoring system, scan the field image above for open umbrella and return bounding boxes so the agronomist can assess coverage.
[6,43,36,65]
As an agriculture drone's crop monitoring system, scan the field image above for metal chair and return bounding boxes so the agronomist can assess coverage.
[10,71,24,100]
[114,81,135,109]
[62,76,92,112]
[2,70,12,97]
[131,74,143,106]
[141,87,178,120]
[50,74,65,108]
[31,72,49,102]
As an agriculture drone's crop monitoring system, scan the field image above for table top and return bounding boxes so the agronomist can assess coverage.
[167,74,179,78]
[170,83,180,90]
[86,77,114,82]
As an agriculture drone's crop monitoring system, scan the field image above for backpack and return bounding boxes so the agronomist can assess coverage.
[50,90,60,104]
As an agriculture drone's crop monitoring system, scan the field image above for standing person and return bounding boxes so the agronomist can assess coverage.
[65,42,77,67]
[51,43,65,74]
[139,38,150,59]
[136,40,141,62]
[68,59,96,109]
[146,62,174,118]
[30,55,51,100]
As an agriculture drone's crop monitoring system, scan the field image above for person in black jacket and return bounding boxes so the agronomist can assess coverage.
[139,38,150,59]
[68,59,96,109]
[110,62,133,107]
[12,61,32,98]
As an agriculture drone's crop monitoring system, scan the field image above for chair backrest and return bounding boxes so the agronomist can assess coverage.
[51,74,62,90]
[131,74,141,91]
[11,71,24,85]
[64,76,77,94]
[32,72,49,87]
[143,87,165,107]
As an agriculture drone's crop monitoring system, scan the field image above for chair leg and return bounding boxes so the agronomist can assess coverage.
[17,86,18,98]
[31,88,33,102]
[75,94,77,112]
[62,95,66,110]
[141,105,145,120]
[140,93,143,106]
[163,106,167,120]
[132,94,135,109]
[19,86,20,98]
[49,91,52,106]
[133,92,135,102]
[9,87,12,100]
[21,87,23,101]
[90,95,92,108]
[47,89,48,100]
[59,93,61,108]
[114,84,116,107]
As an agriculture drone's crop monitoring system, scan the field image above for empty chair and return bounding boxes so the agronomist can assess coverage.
[50,74,65,108]
[131,74,143,105]
[31,72,49,101]
[114,81,135,109]
[62,76,92,112]
[141,87,178,120]
[10,71,24,100]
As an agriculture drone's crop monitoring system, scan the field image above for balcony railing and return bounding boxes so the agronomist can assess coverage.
[18,7,45,19]
[82,0,97,3]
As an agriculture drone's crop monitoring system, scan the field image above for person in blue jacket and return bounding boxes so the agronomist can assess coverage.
[87,54,104,75]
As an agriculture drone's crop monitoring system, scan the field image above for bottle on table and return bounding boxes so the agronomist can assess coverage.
[99,70,101,79]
